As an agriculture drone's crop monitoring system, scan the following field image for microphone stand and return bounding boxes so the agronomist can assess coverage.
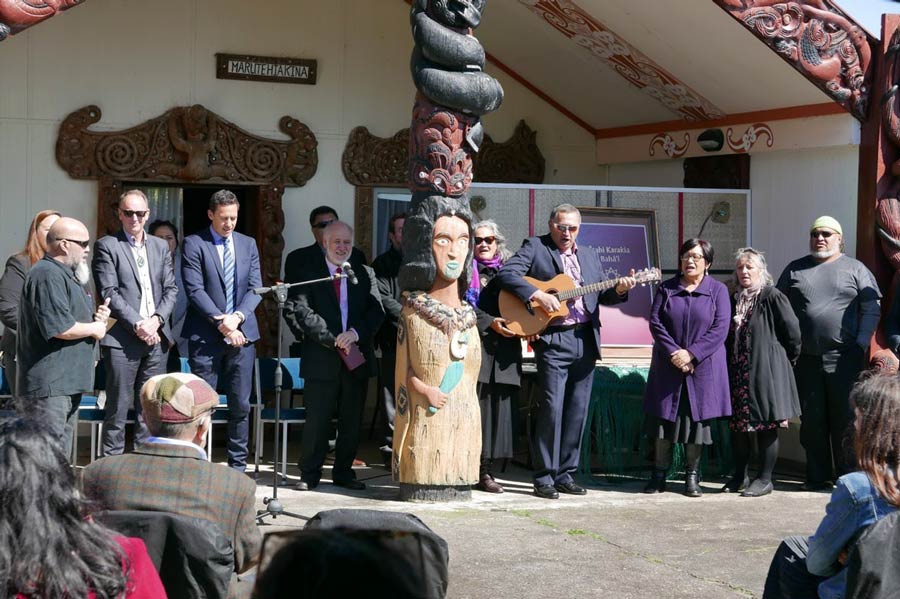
[253,272,349,524]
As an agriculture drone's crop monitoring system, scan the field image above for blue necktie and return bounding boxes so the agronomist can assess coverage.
[223,237,234,313]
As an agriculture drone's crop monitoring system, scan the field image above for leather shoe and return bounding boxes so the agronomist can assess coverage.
[684,470,702,498]
[740,479,773,497]
[720,475,749,493]
[800,481,833,492]
[533,484,559,499]
[643,470,667,494]
[555,481,587,495]
[475,473,504,494]
[294,480,318,491]
[334,479,366,491]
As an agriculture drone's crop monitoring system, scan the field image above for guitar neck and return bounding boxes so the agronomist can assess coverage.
[557,278,619,301]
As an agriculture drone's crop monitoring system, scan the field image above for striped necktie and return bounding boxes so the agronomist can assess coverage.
[223,237,235,313]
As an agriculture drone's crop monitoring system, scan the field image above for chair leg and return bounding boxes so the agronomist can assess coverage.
[281,421,288,482]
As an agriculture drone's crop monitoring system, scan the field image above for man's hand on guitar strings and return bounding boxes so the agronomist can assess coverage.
[530,289,560,314]
[615,269,637,295]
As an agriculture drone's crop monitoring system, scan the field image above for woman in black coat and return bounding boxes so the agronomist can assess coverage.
[0,209,60,400]
[724,247,801,497]
[466,220,521,493]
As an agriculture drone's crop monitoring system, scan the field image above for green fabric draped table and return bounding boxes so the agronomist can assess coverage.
[577,365,733,483]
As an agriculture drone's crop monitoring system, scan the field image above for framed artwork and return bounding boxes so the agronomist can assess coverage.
[578,207,660,347]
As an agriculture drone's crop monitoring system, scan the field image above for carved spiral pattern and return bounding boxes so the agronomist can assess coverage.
[96,136,140,177]
[247,143,284,179]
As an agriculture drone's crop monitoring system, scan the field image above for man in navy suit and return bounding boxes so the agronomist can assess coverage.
[496,203,635,499]
[181,189,261,472]
[92,190,178,455]
[284,221,383,491]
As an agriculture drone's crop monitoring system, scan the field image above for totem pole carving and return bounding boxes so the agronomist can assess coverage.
[392,0,503,502]
[0,0,84,41]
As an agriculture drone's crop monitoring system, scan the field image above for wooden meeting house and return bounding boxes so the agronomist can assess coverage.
[3,0,900,472]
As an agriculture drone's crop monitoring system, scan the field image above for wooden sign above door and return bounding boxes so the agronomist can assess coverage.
[216,53,317,85]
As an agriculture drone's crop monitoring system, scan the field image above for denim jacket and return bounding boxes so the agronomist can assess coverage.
[807,471,898,599]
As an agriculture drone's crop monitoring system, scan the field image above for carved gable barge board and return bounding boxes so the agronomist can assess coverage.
[712,0,875,122]
[0,0,85,41]
[342,120,545,257]
[55,104,319,355]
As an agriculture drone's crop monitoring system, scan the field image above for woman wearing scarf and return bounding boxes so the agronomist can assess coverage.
[466,220,521,493]
[723,247,801,497]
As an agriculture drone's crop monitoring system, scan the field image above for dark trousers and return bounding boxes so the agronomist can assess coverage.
[25,394,80,462]
[188,340,255,471]
[763,535,827,599]
[101,344,165,456]
[532,326,598,487]
[300,369,364,485]
[795,350,863,484]
[379,349,397,448]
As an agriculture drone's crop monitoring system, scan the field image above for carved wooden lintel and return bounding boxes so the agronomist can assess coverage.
[0,0,84,41]
[713,0,874,121]
[342,119,544,187]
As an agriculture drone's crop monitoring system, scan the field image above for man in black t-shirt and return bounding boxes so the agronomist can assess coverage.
[17,217,109,460]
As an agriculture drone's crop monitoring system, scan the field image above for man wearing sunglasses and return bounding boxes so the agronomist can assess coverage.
[777,215,880,491]
[496,203,636,499]
[92,190,178,456]
[17,217,111,460]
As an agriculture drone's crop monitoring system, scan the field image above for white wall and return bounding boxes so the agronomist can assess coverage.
[0,0,602,272]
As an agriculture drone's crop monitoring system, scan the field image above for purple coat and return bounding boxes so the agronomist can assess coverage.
[643,275,731,422]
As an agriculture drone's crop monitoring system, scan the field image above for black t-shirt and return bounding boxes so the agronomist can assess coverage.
[17,256,95,398]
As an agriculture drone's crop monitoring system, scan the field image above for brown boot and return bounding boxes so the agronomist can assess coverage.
[475,472,504,493]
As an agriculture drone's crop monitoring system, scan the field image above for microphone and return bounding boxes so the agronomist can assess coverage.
[341,262,358,285]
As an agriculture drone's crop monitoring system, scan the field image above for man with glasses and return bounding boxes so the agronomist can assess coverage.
[777,215,880,491]
[92,190,178,456]
[17,217,111,460]
[496,203,636,499]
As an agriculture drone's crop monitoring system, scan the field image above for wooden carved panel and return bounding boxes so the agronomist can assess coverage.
[60,105,318,356]
[0,0,84,41]
[713,0,874,121]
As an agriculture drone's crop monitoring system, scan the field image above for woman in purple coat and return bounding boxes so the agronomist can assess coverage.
[643,239,731,497]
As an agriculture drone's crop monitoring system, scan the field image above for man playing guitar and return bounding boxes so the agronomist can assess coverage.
[495,203,636,499]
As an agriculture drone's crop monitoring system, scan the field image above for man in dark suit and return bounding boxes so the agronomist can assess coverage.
[284,221,384,491]
[81,372,261,590]
[283,206,367,357]
[181,189,261,472]
[92,190,178,456]
[496,203,635,499]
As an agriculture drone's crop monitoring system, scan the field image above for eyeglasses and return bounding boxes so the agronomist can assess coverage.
[810,230,834,239]
[474,236,496,245]
[312,219,335,230]
[121,209,148,219]
[62,238,91,248]
[552,223,579,233]
[681,253,705,262]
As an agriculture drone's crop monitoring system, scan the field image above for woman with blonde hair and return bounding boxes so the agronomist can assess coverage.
[0,209,61,399]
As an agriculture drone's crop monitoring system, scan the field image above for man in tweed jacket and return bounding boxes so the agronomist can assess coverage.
[81,373,261,579]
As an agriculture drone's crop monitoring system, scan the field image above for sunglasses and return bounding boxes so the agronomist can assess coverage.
[474,236,496,245]
[312,219,335,230]
[810,230,834,239]
[63,238,91,248]
[121,209,148,219]
[552,223,579,233]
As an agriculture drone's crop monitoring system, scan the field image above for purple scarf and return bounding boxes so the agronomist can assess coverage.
[465,254,504,308]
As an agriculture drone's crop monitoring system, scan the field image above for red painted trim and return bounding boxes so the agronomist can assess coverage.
[678,192,684,252]
[528,188,536,236]
[595,103,847,139]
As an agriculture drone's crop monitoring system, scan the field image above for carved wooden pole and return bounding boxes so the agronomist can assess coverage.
[0,0,85,41]
[392,0,503,501]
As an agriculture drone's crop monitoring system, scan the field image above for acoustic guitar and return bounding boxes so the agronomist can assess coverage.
[498,267,661,337]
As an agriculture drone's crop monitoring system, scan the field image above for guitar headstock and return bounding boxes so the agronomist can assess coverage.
[633,267,661,286]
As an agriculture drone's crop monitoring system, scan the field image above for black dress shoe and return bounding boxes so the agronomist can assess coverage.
[643,470,667,494]
[740,479,773,497]
[334,479,366,491]
[294,480,318,491]
[720,476,749,493]
[555,481,587,495]
[533,484,559,499]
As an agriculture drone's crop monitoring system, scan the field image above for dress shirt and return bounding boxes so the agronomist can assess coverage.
[326,259,349,332]
[559,244,589,325]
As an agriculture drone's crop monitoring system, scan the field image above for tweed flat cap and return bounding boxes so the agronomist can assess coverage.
[140,372,219,424]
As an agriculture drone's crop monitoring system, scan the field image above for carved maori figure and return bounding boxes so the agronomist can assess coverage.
[715,0,872,120]
[876,29,900,273]
[56,105,318,186]
[0,0,83,41]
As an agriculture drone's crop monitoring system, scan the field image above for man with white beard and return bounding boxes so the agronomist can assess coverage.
[16,217,110,460]
[776,216,880,491]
